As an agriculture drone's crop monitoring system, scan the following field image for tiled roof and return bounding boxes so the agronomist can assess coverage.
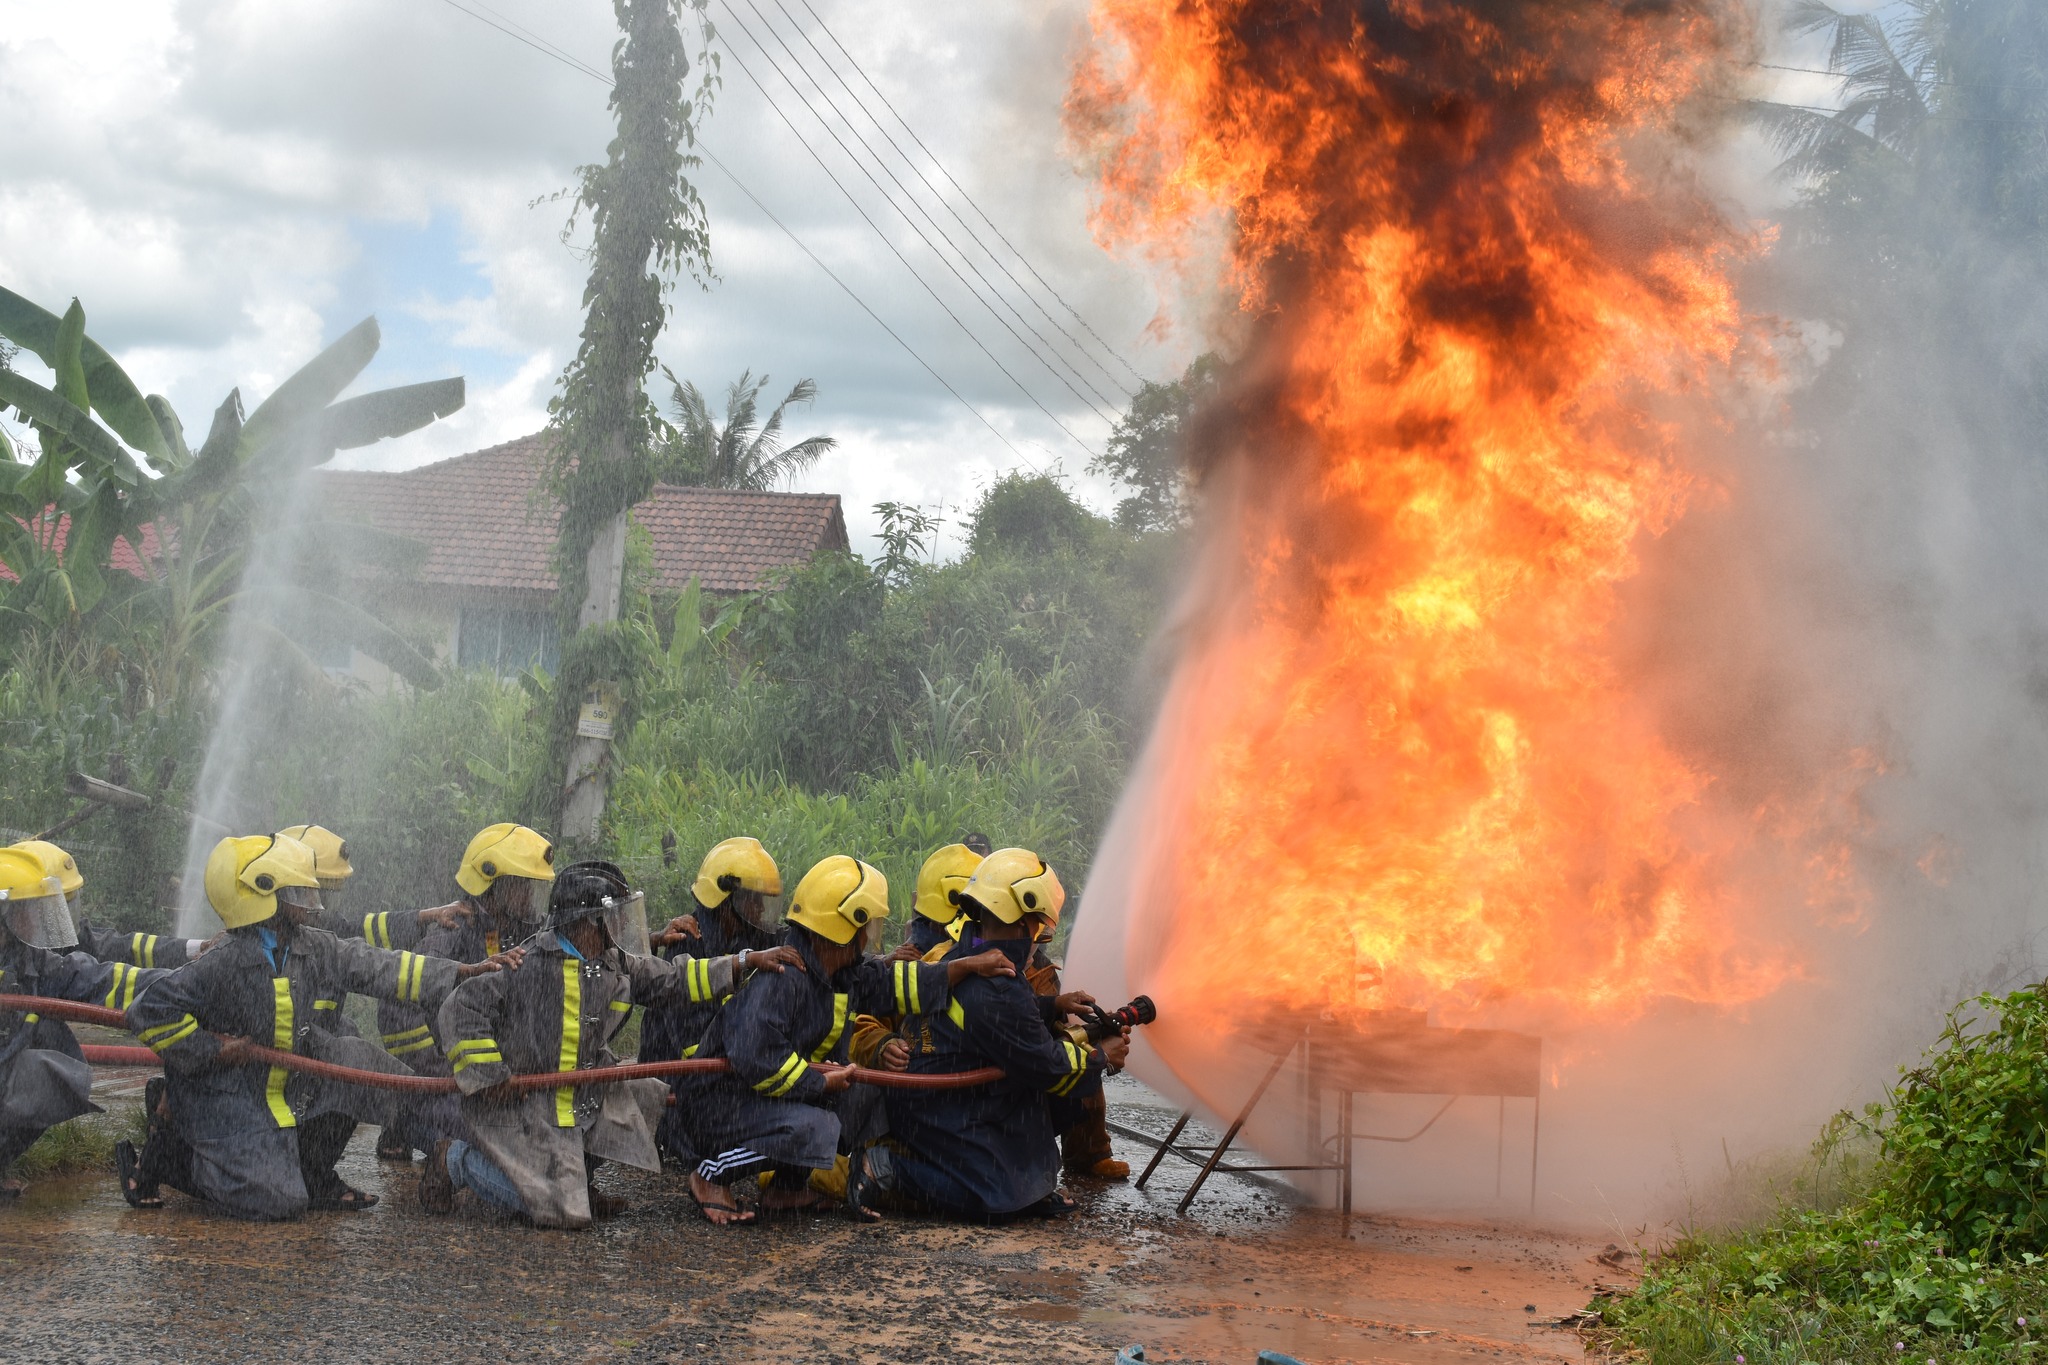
[313,433,848,595]
[0,511,164,584]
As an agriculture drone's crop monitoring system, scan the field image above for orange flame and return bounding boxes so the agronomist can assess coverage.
[1072,1,1826,1029]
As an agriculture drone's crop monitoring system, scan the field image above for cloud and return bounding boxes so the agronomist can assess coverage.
[0,0,1168,549]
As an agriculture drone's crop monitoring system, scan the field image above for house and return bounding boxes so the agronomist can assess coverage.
[312,433,849,685]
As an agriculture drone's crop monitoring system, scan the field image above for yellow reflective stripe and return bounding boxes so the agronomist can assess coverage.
[122,964,140,1010]
[361,913,382,949]
[688,957,711,1001]
[893,960,907,1015]
[681,1043,699,1059]
[313,998,338,1011]
[447,1037,499,1060]
[102,964,129,1010]
[450,1050,502,1074]
[382,1025,433,1047]
[266,977,296,1128]
[809,993,850,1063]
[388,1036,437,1056]
[1049,1040,1088,1096]
[139,1014,196,1044]
[131,933,159,969]
[389,951,418,1004]
[754,1052,806,1095]
[555,958,581,1128]
[946,998,965,1030]
[907,962,921,1015]
[608,999,631,1013]
[768,1058,809,1098]
[23,1013,38,1024]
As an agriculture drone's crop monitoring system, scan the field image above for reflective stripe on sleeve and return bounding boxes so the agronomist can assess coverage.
[808,993,850,1063]
[754,1052,808,1097]
[946,998,965,1030]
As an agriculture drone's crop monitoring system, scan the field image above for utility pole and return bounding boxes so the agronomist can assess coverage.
[541,0,715,849]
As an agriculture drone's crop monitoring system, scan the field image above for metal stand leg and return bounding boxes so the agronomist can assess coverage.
[1177,1042,1298,1216]
[1339,1089,1354,1231]
[1495,1095,1505,1201]
[1134,1110,1193,1191]
[1529,1086,1542,1217]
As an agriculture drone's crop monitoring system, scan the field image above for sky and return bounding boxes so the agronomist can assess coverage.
[0,0,1183,559]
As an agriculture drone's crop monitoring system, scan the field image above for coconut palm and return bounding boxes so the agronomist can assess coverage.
[658,368,836,492]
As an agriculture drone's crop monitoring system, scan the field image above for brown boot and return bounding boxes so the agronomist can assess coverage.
[418,1139,455,1215]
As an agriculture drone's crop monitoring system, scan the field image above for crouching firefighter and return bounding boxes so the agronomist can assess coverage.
[676,856,1014,1226]
[0,848,170,1197]
[374,822,557,1161]
[9,839,204,970]
[421,861,799,1228]
[121,834,511,1219]
[863,848,1130,1221]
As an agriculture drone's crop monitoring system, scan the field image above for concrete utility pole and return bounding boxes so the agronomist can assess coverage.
[561,507,628,844]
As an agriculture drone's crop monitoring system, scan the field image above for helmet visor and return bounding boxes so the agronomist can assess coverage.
[5,890,75,950]
[275,883,324,912]
[732,890,786,933]
[602,890,651,957]
[488,875,551,930]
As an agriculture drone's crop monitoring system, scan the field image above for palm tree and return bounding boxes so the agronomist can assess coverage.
[658,368,837,492]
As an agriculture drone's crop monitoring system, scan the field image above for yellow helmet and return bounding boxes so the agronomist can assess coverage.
[959,847,1065,927]
[456,823,556,898]
[276,823,353,889]
[203,833,321,930]
[785,856,889,946]
[692,836,783,908]
[0,846,72,949]
[914,843,983,925]
[10,840,83,897]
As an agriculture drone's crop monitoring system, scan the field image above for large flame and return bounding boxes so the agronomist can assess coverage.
[1071,0,1824,1031]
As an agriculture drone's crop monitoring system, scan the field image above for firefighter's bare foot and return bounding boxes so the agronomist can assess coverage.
[759,1186,834,1214]
[687,1172,754,1226]
[587,1185,628,1219]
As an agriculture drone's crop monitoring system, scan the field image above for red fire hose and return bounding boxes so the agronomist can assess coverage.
[8,995,1005,1092]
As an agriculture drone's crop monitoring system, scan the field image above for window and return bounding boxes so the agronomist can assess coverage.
[457,607,559,676]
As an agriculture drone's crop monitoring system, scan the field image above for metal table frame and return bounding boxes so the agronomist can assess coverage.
[1119,1030,1542,1222]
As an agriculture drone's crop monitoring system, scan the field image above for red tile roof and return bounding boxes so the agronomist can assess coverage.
[0,511,164,584]
[313,432,848,595]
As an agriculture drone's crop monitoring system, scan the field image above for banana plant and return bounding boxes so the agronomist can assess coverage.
[0,287,464,698]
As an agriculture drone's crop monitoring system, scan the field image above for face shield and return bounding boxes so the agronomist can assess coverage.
[3,876,76,950]
[730,889,786,933]
[487,875,552,932]
[275,883,324,914]
[602,889,651,957]
[64,888,86,924]
[316,882,348,916]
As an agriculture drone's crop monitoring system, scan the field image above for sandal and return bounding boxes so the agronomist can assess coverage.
[417,1140,455,1215]
[686,1174,755,1227]
[844,1146,884,1223]
[308,1184,380,1212]
[116,1141,163,1210]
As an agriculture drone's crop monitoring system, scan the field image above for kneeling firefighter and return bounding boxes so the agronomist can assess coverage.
[373,822,557,1160]
[8,839,205,970]
[642,835,784,1065]
[423,860,798,1227]
[0,848,171,1197]
[122,834,509,1219]
[676,856,1014,1226]
[849,842,984,1070]
[865,848,1129,1221]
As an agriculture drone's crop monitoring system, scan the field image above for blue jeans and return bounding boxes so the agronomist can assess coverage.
[446,1140,528,1215]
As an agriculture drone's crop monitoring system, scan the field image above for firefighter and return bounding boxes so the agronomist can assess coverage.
[1017,892,1129,1181]
[372,822,557,1161]
[641,836,784,1064]
[421,860,801,1228]
[0,848,170,1197]
[676,855,1014,1226]
[275,822,469,951]
[120,834,511,1220]
[848,842,985,1070]
[861,847,1129,1221]
[10,839,204,969]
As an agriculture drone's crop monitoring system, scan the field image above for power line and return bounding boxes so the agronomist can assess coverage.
[714,8,1103,457]
[764,0,1136,407]
[794,0,1147,391]
[728,0,1125,426]
[432,0,1045,472]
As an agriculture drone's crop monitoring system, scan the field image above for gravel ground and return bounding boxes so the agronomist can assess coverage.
[0,1075,1607,1364]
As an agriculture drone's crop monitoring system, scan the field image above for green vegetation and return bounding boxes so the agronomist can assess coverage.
[1595,986,2048,1362]
[17,1108,146,1182]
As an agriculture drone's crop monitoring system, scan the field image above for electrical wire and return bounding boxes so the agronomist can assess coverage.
[753,0,1134,412]
[714,9,1103,457]
[794,0,1146,391]
[433,0,1051,472]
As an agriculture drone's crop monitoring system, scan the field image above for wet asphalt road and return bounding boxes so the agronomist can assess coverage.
[0,1076,1604,1364]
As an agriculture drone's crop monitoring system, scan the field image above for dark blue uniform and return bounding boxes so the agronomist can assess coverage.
[640,897,778,1063]
[0,940,167,1171]
[677,931,948,1181]
[884,936,1104,1217]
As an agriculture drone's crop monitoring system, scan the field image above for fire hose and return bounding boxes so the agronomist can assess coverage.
[1,995,1006,1093]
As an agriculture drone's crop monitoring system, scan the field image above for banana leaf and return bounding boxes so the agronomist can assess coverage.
[0,286,175,472]
[53,301,89,412]
[252,377,466,473]
[0,371,142,485]
[269,581,442,689]
[235,317,380,463]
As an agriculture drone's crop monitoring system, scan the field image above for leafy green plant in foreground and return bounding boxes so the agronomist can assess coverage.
[1596,987,2048,1363]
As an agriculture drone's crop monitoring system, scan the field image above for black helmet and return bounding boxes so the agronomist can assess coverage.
[548,860,632,928]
